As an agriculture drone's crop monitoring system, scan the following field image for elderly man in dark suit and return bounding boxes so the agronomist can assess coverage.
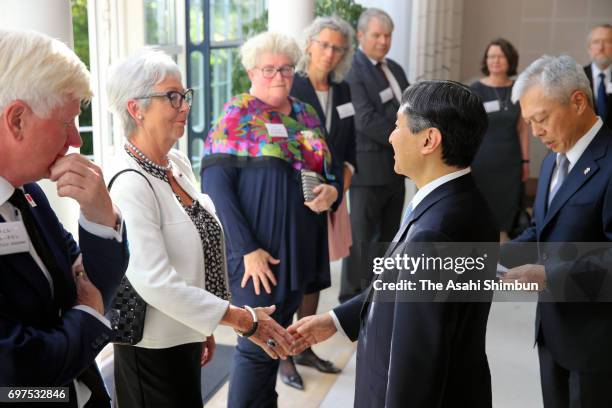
[0,30,128,407]
[583,24,612,128]
[289,80,499,408]
[340,8,410,302]
[501,54,612,407]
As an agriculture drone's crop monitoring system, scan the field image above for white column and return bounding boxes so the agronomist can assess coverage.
[268,0,314,41]
[0,0,80,234]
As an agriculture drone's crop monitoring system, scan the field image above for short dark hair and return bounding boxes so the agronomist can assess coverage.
[480,38,519,76]
[399,80,488,168]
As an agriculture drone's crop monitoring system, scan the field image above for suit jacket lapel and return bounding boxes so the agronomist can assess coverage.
[543,131,607,228]
[534,154,555,235]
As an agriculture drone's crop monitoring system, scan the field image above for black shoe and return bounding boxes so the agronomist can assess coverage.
[279,358,304,390]
[294,350,342,374]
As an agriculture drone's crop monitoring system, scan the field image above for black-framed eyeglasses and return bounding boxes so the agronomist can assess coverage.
[256,65,295,79]
[312,39,348,55]
[135,88,193,109]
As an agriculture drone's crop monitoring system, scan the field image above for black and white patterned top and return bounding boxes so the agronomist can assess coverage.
[125,147,230,301]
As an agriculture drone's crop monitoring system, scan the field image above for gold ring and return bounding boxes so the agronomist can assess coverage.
[76,271,84,278]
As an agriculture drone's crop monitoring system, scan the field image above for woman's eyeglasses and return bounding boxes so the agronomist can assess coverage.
[256,65,295,79]
[135,88,193,109]
[312,39,348,55]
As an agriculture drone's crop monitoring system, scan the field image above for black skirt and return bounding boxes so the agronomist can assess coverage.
[114,342,202,408]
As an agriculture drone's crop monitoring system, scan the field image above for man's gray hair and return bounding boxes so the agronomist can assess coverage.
[511,55,593,106]
[296,16,355,82]
[0,30,92,118]
[357,8,394,34]
[107,48,182,137]
[240,31,301,71]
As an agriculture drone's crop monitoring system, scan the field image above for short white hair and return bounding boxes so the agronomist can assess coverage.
[240,31,301,71]
[0,30,92,118]
[297,16,355,83]
[512,54,593,106]
[107,48,181,137]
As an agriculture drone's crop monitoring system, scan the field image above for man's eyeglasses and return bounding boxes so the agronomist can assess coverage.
[256,65,295,79]
[135,88,193,109]
[312,39,348,55]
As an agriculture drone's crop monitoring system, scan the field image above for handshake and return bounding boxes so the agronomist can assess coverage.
[233,305,339,360]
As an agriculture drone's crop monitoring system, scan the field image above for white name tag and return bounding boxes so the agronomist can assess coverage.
[607,82,612,94]
[483,100,501,113]
[265,123,289,138]
[336,102,355,119]
[0,221,30,255]
[379,87,394,104]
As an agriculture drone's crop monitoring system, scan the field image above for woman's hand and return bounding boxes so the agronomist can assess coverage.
[200,335,216,366]
[304,184,338,213]
[249,305,296,360]
[243,249,280,295]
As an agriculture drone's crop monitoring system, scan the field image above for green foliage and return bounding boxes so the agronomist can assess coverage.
[71,0,93,155]
[316,0,365,32]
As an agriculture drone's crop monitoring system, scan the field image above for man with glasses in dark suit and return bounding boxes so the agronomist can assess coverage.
[584,24,612,128]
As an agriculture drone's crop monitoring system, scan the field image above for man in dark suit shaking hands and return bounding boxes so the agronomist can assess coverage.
[501,55,612,407]
[340,8,410,302]
[583,24,612,129]
[0,30,128,407]
[289,80,499,408]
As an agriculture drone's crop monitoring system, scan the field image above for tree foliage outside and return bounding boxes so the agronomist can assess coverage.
[71,0,93,155]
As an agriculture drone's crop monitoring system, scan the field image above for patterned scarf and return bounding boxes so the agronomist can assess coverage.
[201,93,335,180]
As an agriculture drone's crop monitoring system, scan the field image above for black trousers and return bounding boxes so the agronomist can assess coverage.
[114,342,202,408]
[538,343,612,408]
[340,183,405,302]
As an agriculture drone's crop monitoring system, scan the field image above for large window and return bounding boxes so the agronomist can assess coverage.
[186,0,266,180]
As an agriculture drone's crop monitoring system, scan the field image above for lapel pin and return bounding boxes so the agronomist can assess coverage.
[24,193,37,207]
[584,167,590,175]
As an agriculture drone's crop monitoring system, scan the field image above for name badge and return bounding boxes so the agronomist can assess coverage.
[265,123,289,138]
[0,221,30,255]
[336,102,355,119]
[483,100,501,113]
[607,82,612,94]
[379,87,394,104]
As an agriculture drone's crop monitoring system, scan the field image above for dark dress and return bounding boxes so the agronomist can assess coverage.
[470,81,522,231]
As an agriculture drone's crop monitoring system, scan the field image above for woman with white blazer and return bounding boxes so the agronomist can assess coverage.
[106,49,296,408]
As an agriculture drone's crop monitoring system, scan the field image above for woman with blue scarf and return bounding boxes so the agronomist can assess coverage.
[200,31,342,407]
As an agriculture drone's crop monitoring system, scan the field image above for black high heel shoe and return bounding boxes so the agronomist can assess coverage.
[279,357,304,390]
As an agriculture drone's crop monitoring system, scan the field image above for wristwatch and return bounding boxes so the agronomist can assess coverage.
[235,305,258,338]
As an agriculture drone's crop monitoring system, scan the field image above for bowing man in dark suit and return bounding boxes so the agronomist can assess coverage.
[289,80,499,407]
[0,30,128,407]
[341,8,410,302]
[500,55,612,407]
[583,24,612,129]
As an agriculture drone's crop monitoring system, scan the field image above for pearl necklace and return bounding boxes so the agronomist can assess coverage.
[125,141,172,171]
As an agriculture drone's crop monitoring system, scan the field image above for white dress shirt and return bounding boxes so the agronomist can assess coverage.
[362,48,403,103]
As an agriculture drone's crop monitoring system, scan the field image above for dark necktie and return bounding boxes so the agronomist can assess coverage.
[548,153,569,208]
[597,72,607,122]
[376,61,390,86]
[9,188,67,310]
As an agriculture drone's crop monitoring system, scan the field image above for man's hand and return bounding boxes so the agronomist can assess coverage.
[287,313,337,354]
[248,305,296,360]
[242,249,279,295]
[501,264,546,291]
[201,335,216,366]
[49,153,117,228]
[73,262,104,314]
[305,184,338,213]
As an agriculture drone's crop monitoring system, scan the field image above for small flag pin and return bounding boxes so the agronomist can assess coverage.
[584,167,591,175]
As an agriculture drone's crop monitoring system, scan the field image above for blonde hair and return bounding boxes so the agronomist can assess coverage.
[0,30,92,117]
[240,31,301,71]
